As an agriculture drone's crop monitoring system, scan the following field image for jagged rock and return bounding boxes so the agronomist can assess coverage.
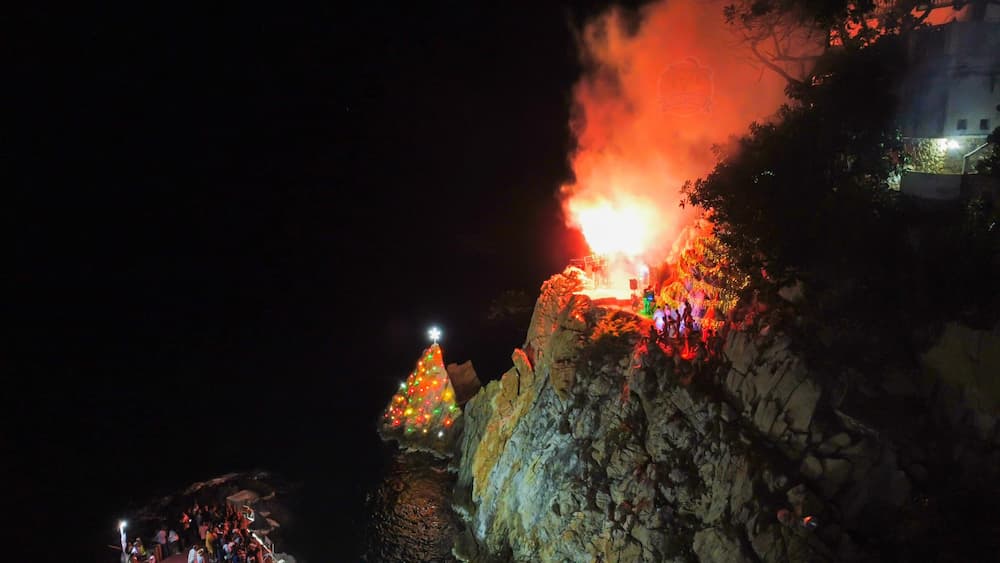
[551,361,576,400]
[602,535,643,563]
[595,491,611,511]
[784,379,821,433]
[720,402,737,423]
[753,398,783,437]
[787,484,824,518]
[818,432,851,455]
[819,458,852,497]
[749,521,830,562]
[834,409,879,438]
[778,279,805,303]
[748,523,782,560]
[664,419,694,450]
[452,270,982,563]
[724,331,758,376]
[921,323,1000,422]
[668,467,689,483]
[810,428,824,444]
[800,455,823,480]
[447,360,482,405]
[573,406,599,439]
[838,437,873,461]
[822,458,851,485]
[762,468,788,493]
[693,527,754,563]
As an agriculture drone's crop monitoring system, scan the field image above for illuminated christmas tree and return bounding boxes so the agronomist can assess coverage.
[380,329,460,444]
[655,220,747,335]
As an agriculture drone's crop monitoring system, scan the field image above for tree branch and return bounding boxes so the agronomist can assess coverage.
[748,40,806,86]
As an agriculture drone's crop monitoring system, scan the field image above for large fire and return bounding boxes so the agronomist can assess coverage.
[562,0,789,269]
[568,196,655,257]
[559,0,791,338]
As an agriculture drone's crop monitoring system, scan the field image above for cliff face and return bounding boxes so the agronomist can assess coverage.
[453,270,1000,562]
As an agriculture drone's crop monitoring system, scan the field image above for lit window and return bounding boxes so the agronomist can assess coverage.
[980,119,991,130]
[956,119,967,130]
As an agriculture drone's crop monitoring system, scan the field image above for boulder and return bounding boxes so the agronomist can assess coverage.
[693,528,754,563]
[446,360,482,405]
[800,455,823,480]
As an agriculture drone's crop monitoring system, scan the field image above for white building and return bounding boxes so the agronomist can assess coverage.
[897,1,1000,199]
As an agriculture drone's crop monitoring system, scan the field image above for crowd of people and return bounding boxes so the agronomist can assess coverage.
[120,501,273,563]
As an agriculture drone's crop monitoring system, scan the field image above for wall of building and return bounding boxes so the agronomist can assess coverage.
[900,19,1000,139]
[900,170,963,200]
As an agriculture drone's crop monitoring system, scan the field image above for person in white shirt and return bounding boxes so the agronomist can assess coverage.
[168,529,181,555]
[188,545,198,563]
[155,525,168,557]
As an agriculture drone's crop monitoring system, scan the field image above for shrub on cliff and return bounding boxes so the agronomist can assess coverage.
[587,311,644,361]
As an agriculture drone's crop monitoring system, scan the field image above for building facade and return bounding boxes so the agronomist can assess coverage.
[897,1,1000,199]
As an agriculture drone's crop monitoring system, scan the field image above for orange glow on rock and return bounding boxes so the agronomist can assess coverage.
[680,339,696,361]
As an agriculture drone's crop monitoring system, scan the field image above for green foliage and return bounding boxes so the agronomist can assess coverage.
[683,29,999,370]
[974,126,1000,178]
[684,36,905,292]
[588,311,644,360]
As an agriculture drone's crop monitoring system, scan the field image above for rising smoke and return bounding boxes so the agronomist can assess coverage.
[561,0,793,264]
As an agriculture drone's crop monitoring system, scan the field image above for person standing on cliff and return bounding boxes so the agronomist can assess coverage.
[154,523,168,558]
[652,306,666,334]
[204,526,217,563]
[168,528,181,555]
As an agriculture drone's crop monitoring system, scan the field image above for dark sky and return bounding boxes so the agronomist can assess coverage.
[10,2,647,560]
[12,4,602,399]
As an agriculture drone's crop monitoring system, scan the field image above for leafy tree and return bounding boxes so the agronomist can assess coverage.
[724,0,936,86]
[684,22,999,369]
[974,126,1000,178]
[683,35,905,293]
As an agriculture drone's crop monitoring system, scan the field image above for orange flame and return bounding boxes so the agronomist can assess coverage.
[561,0,790,261]
[568,196,656,256]
[680,339,696,361]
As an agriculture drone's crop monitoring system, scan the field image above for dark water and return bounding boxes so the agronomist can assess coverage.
[362,450,461,562]
[70,315,518,563]
[87,435,460,563]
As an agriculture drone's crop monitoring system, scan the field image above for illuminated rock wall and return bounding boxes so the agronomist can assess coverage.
[453,270,1000,562]
[454,270,836,561]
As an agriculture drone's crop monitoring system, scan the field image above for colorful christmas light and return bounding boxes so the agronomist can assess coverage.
[380,342,460,441]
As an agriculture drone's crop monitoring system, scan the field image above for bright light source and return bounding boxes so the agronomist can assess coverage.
[428,326,441,343]
[119,521,127,530]
[437,431,444,438]
[399,381,406,389]
[946,139,960,150]
[570,199,655,256]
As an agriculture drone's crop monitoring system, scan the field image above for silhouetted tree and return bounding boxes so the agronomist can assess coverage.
[684,25,999,368]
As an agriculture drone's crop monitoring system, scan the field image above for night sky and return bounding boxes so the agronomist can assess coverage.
[9,2,643,560]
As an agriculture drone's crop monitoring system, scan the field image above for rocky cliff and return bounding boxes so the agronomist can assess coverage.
[452,270,1000,562]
